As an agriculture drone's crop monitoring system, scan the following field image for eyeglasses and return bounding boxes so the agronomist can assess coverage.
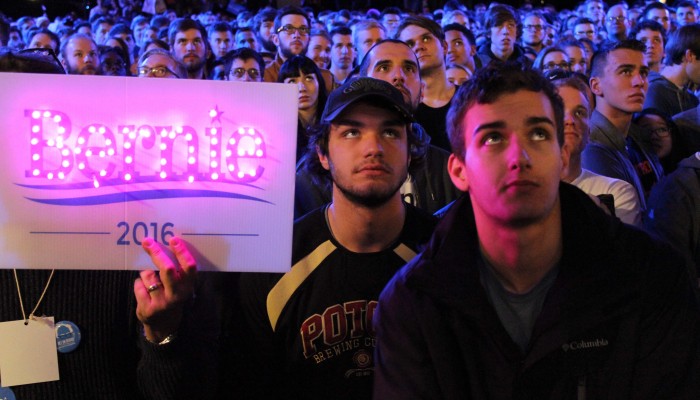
[19,47,66,74]
[230,67,261,80]
[607,16,627,22]
[138,66,180,78]
[276,25,311,35]
[523,24,544,31]
[648,126,670,137]
[543,61,571,71]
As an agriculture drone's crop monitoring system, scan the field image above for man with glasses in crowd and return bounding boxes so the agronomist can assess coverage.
[521,11,547,54]
[605,4,629,43]
[263,6,334,91]
[226,47,264,82]
[573,17,598,43]
[380,7,402,38]
[137,48,186,79]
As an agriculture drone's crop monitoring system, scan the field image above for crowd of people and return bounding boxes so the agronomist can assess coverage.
[1,0,700,398]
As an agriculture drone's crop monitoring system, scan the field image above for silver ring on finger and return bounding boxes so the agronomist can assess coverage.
[147,282,162,293]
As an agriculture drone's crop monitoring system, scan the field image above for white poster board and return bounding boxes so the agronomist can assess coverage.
[0,73,298,272]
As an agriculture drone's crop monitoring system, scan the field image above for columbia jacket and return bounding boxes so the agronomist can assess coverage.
[374,183,700,400]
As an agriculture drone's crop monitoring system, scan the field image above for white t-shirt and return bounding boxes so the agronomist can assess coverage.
[571,168,642,226]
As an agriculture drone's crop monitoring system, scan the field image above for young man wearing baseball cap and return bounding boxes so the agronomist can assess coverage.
[238,77,437,400]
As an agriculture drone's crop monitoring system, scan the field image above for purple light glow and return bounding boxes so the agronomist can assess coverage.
[25,108,268,185]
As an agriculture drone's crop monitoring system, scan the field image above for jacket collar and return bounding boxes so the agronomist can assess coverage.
[405,184,637,357]
[590,110,628,152]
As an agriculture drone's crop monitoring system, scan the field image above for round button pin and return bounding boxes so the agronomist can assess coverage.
[55,320,81,353]
[0,387,16,400]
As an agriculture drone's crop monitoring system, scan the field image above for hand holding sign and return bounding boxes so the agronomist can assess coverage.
[135,237,197,343]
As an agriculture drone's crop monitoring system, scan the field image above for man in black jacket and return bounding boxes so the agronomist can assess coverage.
[373,63,700,399]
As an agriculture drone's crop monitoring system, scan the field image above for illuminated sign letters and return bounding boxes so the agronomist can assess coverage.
[0,73,298,272]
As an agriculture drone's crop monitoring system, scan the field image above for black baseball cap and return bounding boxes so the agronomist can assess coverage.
[321,77,415,123]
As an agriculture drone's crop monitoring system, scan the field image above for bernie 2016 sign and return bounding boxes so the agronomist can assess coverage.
[0,73,298,272]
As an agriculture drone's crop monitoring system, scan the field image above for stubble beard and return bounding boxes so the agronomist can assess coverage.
[183,56,205,74]
[260,37,276,52]
[330,160,407,209]
[281,42,305,59]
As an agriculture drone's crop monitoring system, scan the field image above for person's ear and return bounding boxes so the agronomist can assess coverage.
[589,76,603,96]
[684,49,696,63]
[560,142,571,179]
[317,145,330,171]
[447,153,469,192]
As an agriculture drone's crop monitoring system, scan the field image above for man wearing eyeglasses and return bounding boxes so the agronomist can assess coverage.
[225,47,264,82]
[137,48,187,79]
[59,33,101,75]
[520,11,547,54]
[263,6,334,91]
[573,17,598,43]
[605,4,629,43]
[168,18,209,80]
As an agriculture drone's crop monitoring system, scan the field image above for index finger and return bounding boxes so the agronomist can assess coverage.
[169,236,197,282]
[142,237,177,276]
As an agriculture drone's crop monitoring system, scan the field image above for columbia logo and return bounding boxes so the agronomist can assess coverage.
[562,338,609,352]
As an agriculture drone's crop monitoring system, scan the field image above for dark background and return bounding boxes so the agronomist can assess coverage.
[0,0,559,20]
[2,0,89,19]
